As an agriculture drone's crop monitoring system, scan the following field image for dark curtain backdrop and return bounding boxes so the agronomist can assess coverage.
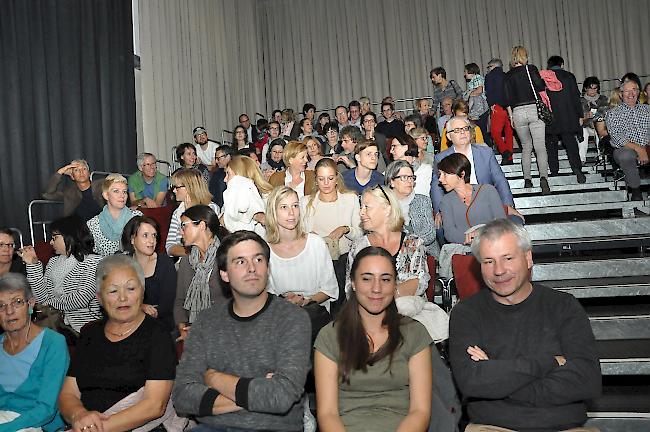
[0,0,136,239]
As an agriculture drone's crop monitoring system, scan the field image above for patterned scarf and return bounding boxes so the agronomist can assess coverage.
[183,237,220,323]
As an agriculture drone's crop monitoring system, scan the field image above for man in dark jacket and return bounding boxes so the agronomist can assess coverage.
[42,159,105,221]
[544,56,586,182]
[485,59,514,165]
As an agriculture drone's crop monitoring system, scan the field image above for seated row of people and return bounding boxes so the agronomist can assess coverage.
[0,218,602,431]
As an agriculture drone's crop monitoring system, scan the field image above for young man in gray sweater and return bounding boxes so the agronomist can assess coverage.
[173,230,312,431]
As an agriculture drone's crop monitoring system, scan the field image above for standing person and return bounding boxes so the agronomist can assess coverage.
[167,169,219,257]
[463,62,490,143]
[0,273,69,432]
[86,174,142,256]
[342,141,385,195]
[172,231,312,432]
[385,160,438,257]
[544,56,586,182]
[430,66,464,115]
[42,159,105,222]
[128,152,169,209]
[485,59,514,165]
[21,216,103,334]
[265,186,338,340]
[269,141,315,199]
[503,45,551,194]
[449,219,601,431]
[193,126,218,171]
[121,216,177,333]
[222,155,272,237]
[174,142,211,184]
[174,205,224,342]
[209,145,234,208]
[301,158,362,306]
[314,246,433,431]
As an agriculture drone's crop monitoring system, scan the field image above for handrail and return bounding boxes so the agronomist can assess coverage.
[90,171,112,182]
[28,199,64,245]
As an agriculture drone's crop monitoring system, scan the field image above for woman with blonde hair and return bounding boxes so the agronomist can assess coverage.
[345,185,429,298]
[86,174,142,256]
[265,186,338,340]
[269,140,315,198]
[503,45,550,194]
[166,169,219,257]
[222,156,272,237]
[301,158,361,307]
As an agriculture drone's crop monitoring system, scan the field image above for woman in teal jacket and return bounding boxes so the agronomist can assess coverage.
[0,272,69,432]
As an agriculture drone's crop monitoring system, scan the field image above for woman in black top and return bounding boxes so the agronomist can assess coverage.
[121,216,177,332]
[503,45,550,194]
[58,255,177,432]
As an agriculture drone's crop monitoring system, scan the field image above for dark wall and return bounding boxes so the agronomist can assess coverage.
[0,0,136,241]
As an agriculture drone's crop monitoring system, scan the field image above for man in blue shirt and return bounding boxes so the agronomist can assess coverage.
[342,140,385,194]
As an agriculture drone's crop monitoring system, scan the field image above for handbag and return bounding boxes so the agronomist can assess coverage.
[525,65,553,125]
[322,236,341,260]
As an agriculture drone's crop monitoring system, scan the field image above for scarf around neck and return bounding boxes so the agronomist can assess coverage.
[184,237,220,323]
[99,206,133,241]
[583,93,600,105]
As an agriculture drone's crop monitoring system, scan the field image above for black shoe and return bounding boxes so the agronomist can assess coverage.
[540,177,551,195]
[575,171,586,183]
[501,157,514,166]
[524,179,533,189]
[548,171,560,177]
[630,188,644,201]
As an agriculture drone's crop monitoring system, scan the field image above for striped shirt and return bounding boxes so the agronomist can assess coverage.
[26,254,103,332]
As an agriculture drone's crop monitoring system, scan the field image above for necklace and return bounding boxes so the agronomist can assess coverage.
[105,315,144,338]
[5,320,31,355]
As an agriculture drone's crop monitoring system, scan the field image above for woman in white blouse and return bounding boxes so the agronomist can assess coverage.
[266,186,338,340]
[269,141,315,199]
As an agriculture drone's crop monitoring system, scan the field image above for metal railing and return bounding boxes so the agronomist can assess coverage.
[28,200,64,245]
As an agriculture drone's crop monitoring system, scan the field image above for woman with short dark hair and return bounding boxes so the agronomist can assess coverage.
[174,142,210,183]
[21,215,103,333]
[438,153,506,245]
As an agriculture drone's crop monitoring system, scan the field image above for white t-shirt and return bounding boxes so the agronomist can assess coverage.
[195,141,218,166]
[414,163,433,197]
[267,233,339,311]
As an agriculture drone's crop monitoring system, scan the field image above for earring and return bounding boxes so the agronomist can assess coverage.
[28,307,34,315]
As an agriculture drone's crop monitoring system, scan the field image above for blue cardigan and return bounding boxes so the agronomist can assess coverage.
[0,328,69,432]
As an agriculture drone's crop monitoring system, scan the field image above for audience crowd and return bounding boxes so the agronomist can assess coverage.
[1,44,648,431]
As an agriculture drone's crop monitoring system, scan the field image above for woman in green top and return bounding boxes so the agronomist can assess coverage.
[314,246,433,432]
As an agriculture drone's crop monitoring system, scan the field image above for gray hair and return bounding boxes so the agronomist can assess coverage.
[471,219,532,261]
[384,160,414,186]
[71,159,90,170]
[488,58,503,68]
[447,116,471,129]
[95,255,145,293]
[137,152,157,168]
[0,273,34,300]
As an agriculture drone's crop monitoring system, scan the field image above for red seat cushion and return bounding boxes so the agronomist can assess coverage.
[451,254,483,300]
[426,255,437,302]
[141,205,176,254]
[34,241,55,266]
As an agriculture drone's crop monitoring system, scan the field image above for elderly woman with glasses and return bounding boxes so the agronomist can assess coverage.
[0,228,25,276]
[20,216,102,335]
[389,134,434,197]
[166,169,220,257]
[0,273,69,432]
[175,205,225,342]
[58,255,181,432]
[385,160,438,257]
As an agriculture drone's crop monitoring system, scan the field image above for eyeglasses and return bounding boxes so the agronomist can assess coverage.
[448,125,472,134]
[50,234,62,242]
[393,175,417,182]
[216,154,229,161]
[180,220,201,230]
[0,298,27,313]
[0,242,15,249]
[587,85,599,90]
[172,185,186,190]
